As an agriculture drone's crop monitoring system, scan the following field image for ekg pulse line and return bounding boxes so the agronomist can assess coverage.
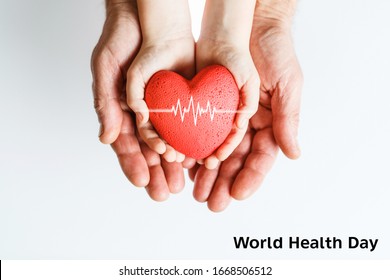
[147,96,250,126]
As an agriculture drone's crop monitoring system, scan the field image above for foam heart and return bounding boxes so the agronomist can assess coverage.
[145,65,239,159]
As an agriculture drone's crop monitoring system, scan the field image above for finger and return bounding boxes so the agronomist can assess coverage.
[91,47,124,144]
[182,157,197,169]
[206,159,239,212]
[193,163,220,203]
[235,74,260,129]
[126,47,195,123]
[127,63,175,155]
[126,66,149,126]
[161,159,185,194]
[162,144,177,163]
[137,119,167,154]
[188,164,199,182]
[214,67,259,162]
[204,155,219,170]
[206,131,252,211]
[231,127,278,200]
[140,142,170,201]
[214,121,248,162]
[126,65,167,155]
[175,151,185,163]
[111,113,149,187]
[271,71,303,159]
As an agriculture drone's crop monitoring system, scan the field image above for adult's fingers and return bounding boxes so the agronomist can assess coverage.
[138,119,167,155]
[91,46,124,144]
[231,127,278,200]
[193,164,220,203]
[182,157,197,169]
[111,113,149,187]
[206,160,237,212]
[206,131,252,211]
[271,69,303,159]
[140,142,170,202]
[161,159,185,194]
[162,144,177,163]
[188,163,199,182]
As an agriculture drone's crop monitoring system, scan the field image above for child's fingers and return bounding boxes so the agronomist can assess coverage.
[137,120,166,154]
[126,59,175,157]
[162,144,177,163]
[223,59,259,130]
[175,151,185,163]
[126,66,150,125]
[213,120,248,162]
[207,62,258,164]
[209,66,259,164]
[204,155,219,170]
[235,74,260,129]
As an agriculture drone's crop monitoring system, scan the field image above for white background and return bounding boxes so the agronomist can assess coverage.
[0,0,389,259]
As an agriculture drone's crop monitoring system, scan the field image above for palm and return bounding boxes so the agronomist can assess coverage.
[251,29,303,158]
[91,3,185,200]
[191,95,278,212]
[191,30,302,212]
[92,4,141,143]
[126,34,195,162]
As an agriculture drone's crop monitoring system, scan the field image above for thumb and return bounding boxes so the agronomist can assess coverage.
[271,76,303,159]
[91,48,124,144]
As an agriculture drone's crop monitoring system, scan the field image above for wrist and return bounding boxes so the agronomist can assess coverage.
[137,0,192,43]
[199,0,255,48]
[105,0,137,15]
[252,0,296,33]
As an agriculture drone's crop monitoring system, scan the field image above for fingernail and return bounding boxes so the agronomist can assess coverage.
[98,125,104,138]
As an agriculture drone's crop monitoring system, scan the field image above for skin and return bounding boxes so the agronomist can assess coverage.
[91,0,303,210]
[126,0,258,168]
[91,0,185,201]
[196,0,260,170]
[126,0,195,163]
[191,0,303,212]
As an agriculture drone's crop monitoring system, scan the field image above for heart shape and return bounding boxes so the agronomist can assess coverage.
[145,65,239,159]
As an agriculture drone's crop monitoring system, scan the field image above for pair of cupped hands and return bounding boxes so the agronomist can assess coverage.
[91,0,303,212]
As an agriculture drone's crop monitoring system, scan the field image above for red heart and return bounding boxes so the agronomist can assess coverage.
[145,65,239,159]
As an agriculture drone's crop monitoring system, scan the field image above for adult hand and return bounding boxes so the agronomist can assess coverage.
[191,0,303,211]
[91,0,184,201]
[251,0,303,159]
[126,0,195,163]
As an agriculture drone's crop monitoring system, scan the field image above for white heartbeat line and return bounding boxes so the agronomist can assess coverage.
[147,96,249,126]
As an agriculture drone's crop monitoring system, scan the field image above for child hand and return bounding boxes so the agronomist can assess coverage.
[196,0,259,169]
[126,0,195,163]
